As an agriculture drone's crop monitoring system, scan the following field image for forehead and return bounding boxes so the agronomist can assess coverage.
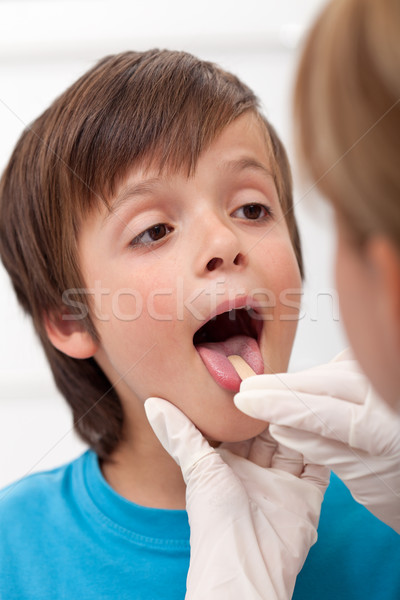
[106,113,274,211]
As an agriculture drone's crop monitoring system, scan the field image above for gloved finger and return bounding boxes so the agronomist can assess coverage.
[144,397,215,481]
[272,424,400,516]
[237,368,367,404]
[247,429,277,468]
[219,448,325,524]
[271,442,305,477]
[234,389,368,447]
[300,463,331,495]
[352,389,400,455]
[269,424,372,476]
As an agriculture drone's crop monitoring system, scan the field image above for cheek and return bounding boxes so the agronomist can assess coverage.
[109,290,144,321]
[97,317,183,405]
[147,290,178,322]
[95,284,183,376]
[259,239,302,315]
[254,239,302,370]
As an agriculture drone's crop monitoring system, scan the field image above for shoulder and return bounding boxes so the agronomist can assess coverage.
[0,452,96,598]
[0,451,89,534]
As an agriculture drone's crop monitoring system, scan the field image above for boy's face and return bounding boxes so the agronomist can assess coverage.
[78,113,302,442]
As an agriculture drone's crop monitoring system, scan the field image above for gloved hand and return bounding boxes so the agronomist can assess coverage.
[234,349,400,533]
[145,397,329,600]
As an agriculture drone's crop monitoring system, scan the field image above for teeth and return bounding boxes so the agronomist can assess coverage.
[227,306,254,319]
[225,305,253,313]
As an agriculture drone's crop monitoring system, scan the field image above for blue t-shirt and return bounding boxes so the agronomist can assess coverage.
[0,450,399,599]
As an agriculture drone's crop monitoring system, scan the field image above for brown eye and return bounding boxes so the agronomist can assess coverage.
[148,224,167,241]
[130,223,173,247]
[243,204,263,219]
[233,203,272,221]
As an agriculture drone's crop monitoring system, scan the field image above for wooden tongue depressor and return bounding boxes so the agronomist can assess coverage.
[227,355,257,380]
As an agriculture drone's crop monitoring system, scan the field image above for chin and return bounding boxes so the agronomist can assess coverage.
[200,411,267,444]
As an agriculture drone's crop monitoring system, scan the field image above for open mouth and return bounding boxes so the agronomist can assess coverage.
[193,307,264,391]
[193,308,261,345]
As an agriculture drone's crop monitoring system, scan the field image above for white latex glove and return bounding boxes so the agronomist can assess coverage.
[235,349,400,534]
[145,397,329,600]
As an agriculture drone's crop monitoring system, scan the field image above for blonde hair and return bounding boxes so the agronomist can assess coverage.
[294,0,400,249]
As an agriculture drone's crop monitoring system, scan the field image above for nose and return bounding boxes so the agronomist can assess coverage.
[206,253,244,272]
[193,215,247,276]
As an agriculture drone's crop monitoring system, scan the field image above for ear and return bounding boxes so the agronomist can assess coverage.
[44,311,99,359]
[366,236,400,353]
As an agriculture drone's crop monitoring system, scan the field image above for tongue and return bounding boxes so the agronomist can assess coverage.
[196,335,264,392]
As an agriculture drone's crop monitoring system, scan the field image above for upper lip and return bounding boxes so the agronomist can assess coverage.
[198,296,262,324]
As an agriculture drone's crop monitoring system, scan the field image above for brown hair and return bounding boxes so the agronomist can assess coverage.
[294,0,400,250]
[0,50,302,458]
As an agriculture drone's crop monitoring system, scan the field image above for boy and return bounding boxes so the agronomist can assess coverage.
[0,50,398,598]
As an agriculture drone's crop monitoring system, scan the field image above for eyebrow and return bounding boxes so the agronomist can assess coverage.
[105,156,274,222]
[104,178,163,221]
[220,157,274,179]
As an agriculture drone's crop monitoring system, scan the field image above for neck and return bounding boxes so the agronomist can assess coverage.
[100,414,186,510]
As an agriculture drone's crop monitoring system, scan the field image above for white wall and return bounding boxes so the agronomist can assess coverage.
[0,0,347,488]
